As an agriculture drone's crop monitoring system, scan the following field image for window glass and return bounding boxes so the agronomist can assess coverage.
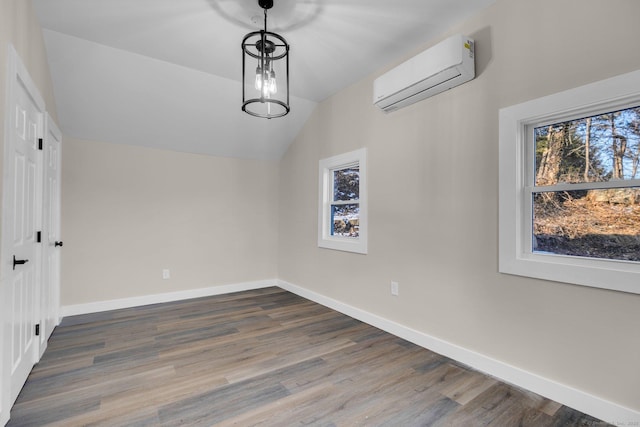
[331,203,359,237]
[532,189,640,261]
[331,167,360,238]
[535,106,640,186]
[532,105,640,263]
[333,168,360,201]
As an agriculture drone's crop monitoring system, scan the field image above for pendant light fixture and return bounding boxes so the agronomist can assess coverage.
[242,0,290,119]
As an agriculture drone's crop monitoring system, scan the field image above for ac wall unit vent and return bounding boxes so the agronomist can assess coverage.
[373,34,475,113]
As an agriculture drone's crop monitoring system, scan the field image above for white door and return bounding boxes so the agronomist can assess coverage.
[39,114,62,355]
[1,45,46,410]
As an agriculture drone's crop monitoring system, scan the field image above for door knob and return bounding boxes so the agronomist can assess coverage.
[55,241,63,247]
[13,255,29,270]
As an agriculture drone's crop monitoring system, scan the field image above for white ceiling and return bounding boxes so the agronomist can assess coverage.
[33,0,496,159]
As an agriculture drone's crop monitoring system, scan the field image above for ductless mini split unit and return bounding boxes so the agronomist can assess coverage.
[373,34,475,113]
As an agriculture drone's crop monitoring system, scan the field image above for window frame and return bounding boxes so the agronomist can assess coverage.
[318,148,368,254]
[499,70,640,295]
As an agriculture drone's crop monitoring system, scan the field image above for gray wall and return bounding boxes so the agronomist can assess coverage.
[278,0,640,412]
[61,138,279,305]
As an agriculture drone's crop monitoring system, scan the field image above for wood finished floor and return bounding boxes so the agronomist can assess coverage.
[7,287,610,427]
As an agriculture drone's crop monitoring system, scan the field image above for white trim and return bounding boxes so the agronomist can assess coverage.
[44,113,62,329]
[277,279,640,425]
[317,148,368,254]
[60,279,276,317]
[499,69,640,295]
[530,179,640,193]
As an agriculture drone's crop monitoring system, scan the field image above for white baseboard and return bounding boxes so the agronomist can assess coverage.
[60,279,277,318]
[277,279,640,425]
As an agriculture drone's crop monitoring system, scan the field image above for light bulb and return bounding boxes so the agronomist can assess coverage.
[269,70,277,94]
[254,66,263,91]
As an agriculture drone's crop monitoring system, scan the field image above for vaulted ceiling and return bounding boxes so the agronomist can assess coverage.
[33,0,496,159]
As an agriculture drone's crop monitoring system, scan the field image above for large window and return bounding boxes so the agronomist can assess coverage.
[499,70,640,294]
[318,148,367,254]
[532,107,640,262]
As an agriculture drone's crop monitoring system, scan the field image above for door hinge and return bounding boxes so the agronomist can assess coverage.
[36,231,41,243]
[35,324,40,336]
[38,138,43,150]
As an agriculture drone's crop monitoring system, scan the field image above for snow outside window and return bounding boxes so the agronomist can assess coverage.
[318,148,367,254]
[499,70,640,295]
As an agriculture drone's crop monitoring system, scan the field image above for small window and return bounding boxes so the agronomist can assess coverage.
[499,70,640,294]
[318,149,367,254]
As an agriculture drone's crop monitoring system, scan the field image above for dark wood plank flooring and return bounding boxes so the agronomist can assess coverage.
[7,287,610,426]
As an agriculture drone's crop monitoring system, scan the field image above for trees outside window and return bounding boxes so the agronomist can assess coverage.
[533,106,640,262]
[331,167,360,238]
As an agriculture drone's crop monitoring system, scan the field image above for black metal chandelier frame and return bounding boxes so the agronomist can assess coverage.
[241,0,290,119]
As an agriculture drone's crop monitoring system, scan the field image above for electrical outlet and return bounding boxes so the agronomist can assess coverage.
[162,269,170,279]
[391,281,399,296]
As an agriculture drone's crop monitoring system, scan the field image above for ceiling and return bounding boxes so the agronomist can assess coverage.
[33,0,496,159]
